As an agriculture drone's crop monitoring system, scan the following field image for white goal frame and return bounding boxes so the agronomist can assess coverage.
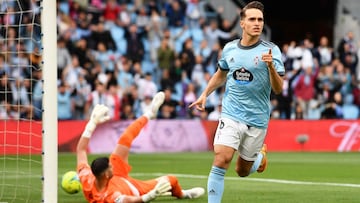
[41,1,58,202]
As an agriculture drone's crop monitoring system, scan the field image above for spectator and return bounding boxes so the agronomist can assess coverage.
[58,82,73,120]
[321,91,343,119]
[57,37,72,79]
[11,77,33,119]
[124,23,146,63]
[160,69,174,91]
[135,6,150,33]
[342,94,359,119]
[179,37,196,80]
[216,6,240,48]
[92,41,117,73]
[288,39,314,71]
[165,0,186,31]
[0,73,13,119]
[293,66,320,119]
[208,103,222,121]
[185,0,202,29]
[181,82,198,118]
[158,87,179,119]
[137,72,158,100]
[32,70,43,120]
[72,73,92,120]
[103,0,121,29]
[105,78,122,121]
[156,37,176,83]
[144,7,165,71]
[203,19,234,50]
[314,35,334,67]
[88,21,117,51]
[84,73,108,119]
[71,38,93,69]
[337,31,357,60]
[116,56,134,93]
[0,54,10,76]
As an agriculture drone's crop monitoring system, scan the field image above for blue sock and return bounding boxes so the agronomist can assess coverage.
[207,166,226,203]
[249,153,263,174]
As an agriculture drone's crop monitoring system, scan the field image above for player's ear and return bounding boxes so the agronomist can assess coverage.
[239,20,245,29]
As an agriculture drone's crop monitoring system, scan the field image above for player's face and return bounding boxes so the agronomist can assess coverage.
[240,8,264,37]
[104,163,114,179]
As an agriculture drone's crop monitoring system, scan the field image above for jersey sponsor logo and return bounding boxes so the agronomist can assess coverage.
[233,67,253,84]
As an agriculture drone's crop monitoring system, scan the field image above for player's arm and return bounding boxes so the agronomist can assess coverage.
[267,62,283,94]
[262,49,284,94]
[113,178,171,203]
[189,67,227,111]
[76,104,111,166]
[76,136,90,166]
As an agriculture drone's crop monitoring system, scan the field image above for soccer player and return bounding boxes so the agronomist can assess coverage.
[76,91,205,202]
[189,1,285,203]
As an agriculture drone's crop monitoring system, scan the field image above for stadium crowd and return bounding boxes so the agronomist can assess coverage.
[1,0,360,120]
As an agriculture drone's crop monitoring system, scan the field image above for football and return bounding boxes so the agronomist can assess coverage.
[61,171,82,194]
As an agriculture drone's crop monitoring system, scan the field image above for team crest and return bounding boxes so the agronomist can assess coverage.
[254,56,259,66]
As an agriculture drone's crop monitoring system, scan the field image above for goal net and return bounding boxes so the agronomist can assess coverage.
[0,0,57,202]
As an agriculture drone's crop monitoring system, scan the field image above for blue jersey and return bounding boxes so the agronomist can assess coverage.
[218,39,285,129]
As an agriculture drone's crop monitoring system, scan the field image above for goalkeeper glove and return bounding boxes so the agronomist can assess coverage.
[141,178,171,202]
[83,104,111,138]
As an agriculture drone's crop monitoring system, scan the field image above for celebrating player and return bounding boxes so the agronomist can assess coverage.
[189,1,285,203]
[76,91,205,202]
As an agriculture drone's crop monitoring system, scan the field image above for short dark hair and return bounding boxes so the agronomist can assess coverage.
[240,1,264,19]
[91,157,109,177]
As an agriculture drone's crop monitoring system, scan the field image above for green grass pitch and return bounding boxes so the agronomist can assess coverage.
[1,152,360,203]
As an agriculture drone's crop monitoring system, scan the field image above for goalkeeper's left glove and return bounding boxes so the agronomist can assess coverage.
[82,104,111,138]
[141,178,171,202]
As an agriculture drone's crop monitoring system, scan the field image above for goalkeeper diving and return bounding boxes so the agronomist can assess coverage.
[76,91,205,202]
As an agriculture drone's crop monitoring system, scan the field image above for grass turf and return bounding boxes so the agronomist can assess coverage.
[0,152,360,203]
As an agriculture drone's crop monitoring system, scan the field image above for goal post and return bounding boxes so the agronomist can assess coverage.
[41,0,58,202]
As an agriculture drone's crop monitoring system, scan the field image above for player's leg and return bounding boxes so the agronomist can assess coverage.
[133,174,205,199]
[165,175,205,199]
[256,143,267,173]
[207,145,234,203]
[207,118,240,203]
[113,91,165,160]
[235,127,267,177]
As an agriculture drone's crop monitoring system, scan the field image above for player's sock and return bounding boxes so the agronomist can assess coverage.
[249,152,263,174]
[118,116,148,147]
[143,91,165,119]
[207,166,226,203]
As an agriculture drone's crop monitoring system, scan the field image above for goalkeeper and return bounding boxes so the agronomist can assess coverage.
[76,91,205,203]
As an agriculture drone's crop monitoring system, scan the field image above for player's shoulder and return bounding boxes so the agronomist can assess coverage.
[260,39,279,49]
[223,39,240,50]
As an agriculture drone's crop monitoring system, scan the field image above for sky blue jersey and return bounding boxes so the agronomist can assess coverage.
[218,39,285,129]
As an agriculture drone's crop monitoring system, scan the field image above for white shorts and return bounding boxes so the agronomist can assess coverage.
[213,117,267,161]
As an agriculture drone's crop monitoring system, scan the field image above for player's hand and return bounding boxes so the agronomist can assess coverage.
[141,178,171,202]
[261,49,273,67]
[84,104,110,137]
[90,104,111,125]
[189,95,207,111]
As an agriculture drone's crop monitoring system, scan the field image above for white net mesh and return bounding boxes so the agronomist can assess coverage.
[0,0,43,202]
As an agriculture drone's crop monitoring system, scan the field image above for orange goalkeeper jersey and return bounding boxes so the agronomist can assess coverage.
[77,154,158,203]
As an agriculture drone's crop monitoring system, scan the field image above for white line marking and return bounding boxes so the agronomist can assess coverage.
[131,173,360,188]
